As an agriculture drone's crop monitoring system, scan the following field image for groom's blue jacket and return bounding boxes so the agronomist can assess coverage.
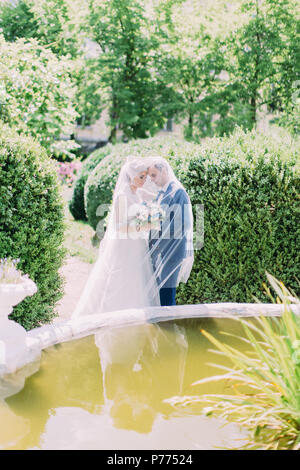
[149,181,192,289]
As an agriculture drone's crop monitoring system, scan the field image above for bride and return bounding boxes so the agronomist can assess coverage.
[72,157,161,318]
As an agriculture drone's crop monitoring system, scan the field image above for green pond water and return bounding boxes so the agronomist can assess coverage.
[0,318,252,450]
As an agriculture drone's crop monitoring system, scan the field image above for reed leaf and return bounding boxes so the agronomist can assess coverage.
[170,275,300,450]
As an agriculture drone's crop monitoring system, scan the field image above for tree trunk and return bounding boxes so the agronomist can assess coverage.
[188,113,194,139]
[108,93,118,143]
[186,95,195,139]
[250,94,257,124]
[108,126,117,143]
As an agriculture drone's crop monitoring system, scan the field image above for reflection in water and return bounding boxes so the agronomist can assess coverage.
[5,337,103,450]
[0,400,30,450]
[2,319,248,450]
[0,360,40,450]
[95,323,188,434]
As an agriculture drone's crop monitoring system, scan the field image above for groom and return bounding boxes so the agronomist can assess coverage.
[148,159,193,307]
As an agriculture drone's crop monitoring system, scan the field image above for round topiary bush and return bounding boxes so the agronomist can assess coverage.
[68,145,111,221]
[0,123,66,329]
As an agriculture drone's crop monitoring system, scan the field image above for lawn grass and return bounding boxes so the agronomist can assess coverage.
[60,185,99,264]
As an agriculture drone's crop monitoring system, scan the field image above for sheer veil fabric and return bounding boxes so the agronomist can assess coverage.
[72,156,194,319]
[147,157,194,291]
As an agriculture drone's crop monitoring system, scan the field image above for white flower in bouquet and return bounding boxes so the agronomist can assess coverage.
[148,202,165,220]
[147,201,166,229]
[129,202,150,230]
[128,201,166,233]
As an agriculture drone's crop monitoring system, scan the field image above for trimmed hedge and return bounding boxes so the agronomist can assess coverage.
[84,127,300,303]
[68,145,111,221]
[177,153,300,303]
[0,123,66,329]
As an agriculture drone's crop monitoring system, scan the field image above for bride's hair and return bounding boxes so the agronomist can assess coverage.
[147,157,169,174]
[124,159,148,182]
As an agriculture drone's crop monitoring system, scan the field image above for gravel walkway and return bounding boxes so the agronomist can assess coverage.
[54,256,94,322]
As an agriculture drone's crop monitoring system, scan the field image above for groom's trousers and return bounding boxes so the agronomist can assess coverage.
[160,288,176,306]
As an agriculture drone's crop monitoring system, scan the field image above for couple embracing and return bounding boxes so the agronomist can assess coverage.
[73,156,194,319]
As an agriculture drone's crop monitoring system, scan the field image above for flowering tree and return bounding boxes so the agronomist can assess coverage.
[0,0,104,130]
[0,35,79,157]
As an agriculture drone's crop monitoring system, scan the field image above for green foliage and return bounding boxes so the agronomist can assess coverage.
[69,145,111,221]
[0,35,79,157]
[29,0,81,57]
[1,0,297,139]
[227,0,299,126]
[155,16,227,140]
[0,0,37,42]
[266,10,300,113]
[176,128,300,303]
[0,123,66,329]
[86,129,299,303]
[154,0,299,138]
[72,57,104,127]
[87,0,171,141]
[0,0,84,58]
[170,274,300,450]
[0,0,104,128]
[274,101,300,136]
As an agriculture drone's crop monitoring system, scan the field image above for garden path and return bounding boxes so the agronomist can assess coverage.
[54,255,94,322]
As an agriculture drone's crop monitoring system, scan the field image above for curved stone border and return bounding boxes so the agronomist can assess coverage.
[3,302,299,377]
[28,301,300,350]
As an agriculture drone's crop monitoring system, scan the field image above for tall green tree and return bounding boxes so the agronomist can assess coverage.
[157,35,226,140]
[229,0,299,126]
[87,0,170,142]
[153,0,227,139]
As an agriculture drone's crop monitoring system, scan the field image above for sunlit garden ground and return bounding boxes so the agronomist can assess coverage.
[54,185,98,322]
[62,185,98,265]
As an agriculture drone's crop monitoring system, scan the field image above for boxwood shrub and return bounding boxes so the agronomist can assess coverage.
[0,123,66,329]
[68,145,111,221]
[177,153,300,303]
[84,128,300,303]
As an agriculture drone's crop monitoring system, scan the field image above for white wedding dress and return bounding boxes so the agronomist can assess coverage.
[72,155,194,320]
[72,186,160,319]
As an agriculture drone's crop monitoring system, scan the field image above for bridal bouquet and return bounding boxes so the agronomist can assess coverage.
[147,201,166,230]
[129,201,165,232]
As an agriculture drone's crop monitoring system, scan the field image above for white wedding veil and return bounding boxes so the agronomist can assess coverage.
[72,157,160,319]
[72,155,194,319]
[146,156,194,291]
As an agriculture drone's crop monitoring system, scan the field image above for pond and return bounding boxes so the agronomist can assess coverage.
[0,318,250,450]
